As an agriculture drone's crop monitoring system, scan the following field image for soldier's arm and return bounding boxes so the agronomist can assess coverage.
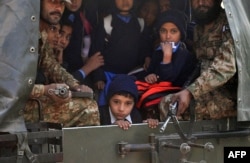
[187,29,236,99]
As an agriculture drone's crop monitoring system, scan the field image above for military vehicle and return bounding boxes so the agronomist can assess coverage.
[1,0,250,163]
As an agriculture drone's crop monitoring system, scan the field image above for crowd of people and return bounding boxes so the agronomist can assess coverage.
[9,0,240,130]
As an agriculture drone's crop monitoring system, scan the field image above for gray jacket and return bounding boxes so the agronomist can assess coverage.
[0,0,40,132]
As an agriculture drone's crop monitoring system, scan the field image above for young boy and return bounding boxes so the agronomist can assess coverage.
[90,0,151,106]
[99,74,158,130]
[62,0,99,73]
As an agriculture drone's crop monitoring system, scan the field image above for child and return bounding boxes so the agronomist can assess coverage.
[99,74,158,130]
[137,0,160,69]
[136,9,197,120]
[56,21,73,65]
[62,0,98,73]
[90,0,151,107]
[145,9,197,87]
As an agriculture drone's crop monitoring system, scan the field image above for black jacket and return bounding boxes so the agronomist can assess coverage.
[89,13,151,82]
[147,45,197,87]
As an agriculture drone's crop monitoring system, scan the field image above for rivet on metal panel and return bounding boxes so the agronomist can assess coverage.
[30,46,35,53]
[31,15,36,21]
[28,78,33,85]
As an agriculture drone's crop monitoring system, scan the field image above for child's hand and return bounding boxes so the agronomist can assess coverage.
[145,73,159,84]
[113,120,131,130]
[161,42,172,64]
[143,118,159,129]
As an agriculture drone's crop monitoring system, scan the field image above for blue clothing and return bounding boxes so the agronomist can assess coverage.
[98,71,117,106]
[147,44,197,87]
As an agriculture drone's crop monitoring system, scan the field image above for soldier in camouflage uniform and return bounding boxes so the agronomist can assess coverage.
[23,0,100,127]
[160,0,237,120]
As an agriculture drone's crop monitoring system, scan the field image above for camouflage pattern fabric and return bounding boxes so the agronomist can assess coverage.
[23,32,100,127]
[39,30,79,88]
[187,11,237,120]
[23,96,100,127]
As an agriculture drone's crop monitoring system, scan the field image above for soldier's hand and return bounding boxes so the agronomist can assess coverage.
[143,118,159,128]
[113,120,131,130]
[171,89,193,116]
[72,84,93,93]
[55,47,64,64]
[44,83,71,105]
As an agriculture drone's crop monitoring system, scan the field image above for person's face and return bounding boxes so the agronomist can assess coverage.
[109,94,135,120]
[41,0,66,24]
[159,22,181,43]
[58,25,73,49]
[46,24,61,48]
[191,0,221,25]
[159,0,171,13]
[139,1,158,26]
[191,0,214,14]
[65,0,82,12]
[115,0,134,15]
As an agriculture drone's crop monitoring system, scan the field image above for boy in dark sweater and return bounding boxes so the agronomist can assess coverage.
[99,74,158,130]
[89,0,151,106]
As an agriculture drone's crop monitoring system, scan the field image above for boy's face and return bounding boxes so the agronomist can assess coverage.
[58,25,73,49]
[139,1,158,26]
[41,0,66,25]
[46,24,61,48]
[115,0,134,15]
[65,0,82,12]
[109,94,135,120]
[159,0,171,13]
[159,22,181,43]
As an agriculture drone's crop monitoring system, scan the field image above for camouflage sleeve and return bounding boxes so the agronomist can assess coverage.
[29,84,45,98]
[40,43,79,89]
[187,29,237,99]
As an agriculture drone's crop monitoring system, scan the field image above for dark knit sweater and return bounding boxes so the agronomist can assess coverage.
[90,13,151,82]
[147,45,197,87]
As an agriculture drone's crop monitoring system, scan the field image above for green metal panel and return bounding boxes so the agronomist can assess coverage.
[63,118,250,163]
[63,124,161,163]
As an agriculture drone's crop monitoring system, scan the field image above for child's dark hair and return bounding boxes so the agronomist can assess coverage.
[107,75,138,102]
[112,90,135,101]
[59,19,73,29]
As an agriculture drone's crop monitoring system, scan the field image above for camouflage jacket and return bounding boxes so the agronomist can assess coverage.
[30,31,79,98]
[187,10,237,100]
